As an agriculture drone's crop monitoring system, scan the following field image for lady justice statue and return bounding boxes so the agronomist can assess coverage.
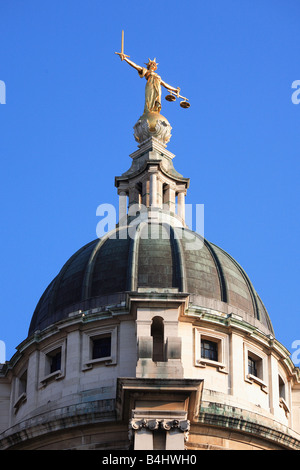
[115,31,189,147]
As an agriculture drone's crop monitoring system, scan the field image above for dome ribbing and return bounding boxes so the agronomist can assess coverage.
[28,222,273,336]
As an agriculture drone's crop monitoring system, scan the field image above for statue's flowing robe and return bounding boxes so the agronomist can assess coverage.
[138,68,162,113]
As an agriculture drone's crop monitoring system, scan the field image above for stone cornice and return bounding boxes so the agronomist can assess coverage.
[197,404,300,450]
[0,398,116,450]
[184,307,300,383]
[4,305,130,371]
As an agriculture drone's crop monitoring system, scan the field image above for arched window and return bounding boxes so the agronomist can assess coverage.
[151,316,165,362]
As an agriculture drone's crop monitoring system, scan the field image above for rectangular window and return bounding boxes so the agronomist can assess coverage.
[39,341,66,387]
[248,356,257,377]
[278,375,285,400]
[14,368,28,413]
[194,328,228,373]
[201,339,218,362]
[247,352,263,380]
[278,374,290,416]
[49,350,62,374]
[92,335,111,360]
[82,326,118,370]
[19,370,27,396]
[244,347,267,392]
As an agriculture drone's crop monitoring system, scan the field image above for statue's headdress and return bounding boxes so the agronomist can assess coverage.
[145,58,158,70]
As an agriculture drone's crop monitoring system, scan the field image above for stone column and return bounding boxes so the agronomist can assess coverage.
[118,190,127,227]
[134,428,154,450]
[128,186,140,209]
[162,419,189,450]
[142,180,150,208]
[164,185,176,214]
[149,172,157,208]
[229,333,244,396]
[165,428,185,450]
[177,191,186,224]
[157,178,163,209]
[25,351,39,415]
[129,417,190,450]
[268,353,280,416]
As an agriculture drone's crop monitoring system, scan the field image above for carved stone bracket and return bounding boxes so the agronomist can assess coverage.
[129,418,190,441]
[161,419,190,432]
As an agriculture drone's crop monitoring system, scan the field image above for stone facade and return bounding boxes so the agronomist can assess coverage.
[0,138,299,451]
[0,294,300,450]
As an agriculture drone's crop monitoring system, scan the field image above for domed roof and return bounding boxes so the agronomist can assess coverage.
[28,222,274,336]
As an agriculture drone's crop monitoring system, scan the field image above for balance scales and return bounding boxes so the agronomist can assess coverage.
[165,91,190,108]
[115,30,190,110]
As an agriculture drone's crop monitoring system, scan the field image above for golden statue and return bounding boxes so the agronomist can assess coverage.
[115,31,190,116]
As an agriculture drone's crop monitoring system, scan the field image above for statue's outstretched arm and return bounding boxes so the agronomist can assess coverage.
[161,80,180,96]
[118,53,143,74]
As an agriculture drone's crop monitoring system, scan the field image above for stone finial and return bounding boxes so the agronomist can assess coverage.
[134,112,172,148]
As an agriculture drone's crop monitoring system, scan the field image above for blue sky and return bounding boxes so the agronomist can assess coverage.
[0,0,299,360]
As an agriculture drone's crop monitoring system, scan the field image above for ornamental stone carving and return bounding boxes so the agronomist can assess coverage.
[129,418,190,441]
[133,115,172,147]
[160,419,190,432]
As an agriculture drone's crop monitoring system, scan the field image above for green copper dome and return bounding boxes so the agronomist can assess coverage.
[28,222,273,337]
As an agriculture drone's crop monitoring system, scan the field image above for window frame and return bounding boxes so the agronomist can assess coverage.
[194,328,228,373]
[13,366,28,413]
[278,372,290,416]
[248,355,258,377]
[244,343,268,393]
[49,347,62,374]
[39,340,66,387]
[201,338,219,362]
[92,334,112,361]
[278,374,286,400]
[82,325,118,370]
